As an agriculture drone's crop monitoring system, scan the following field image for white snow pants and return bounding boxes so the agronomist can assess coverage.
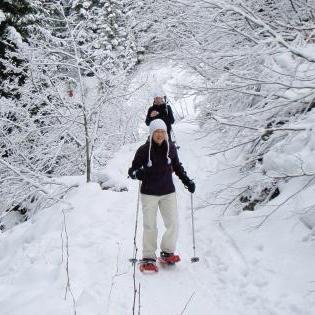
[141,192,178,259]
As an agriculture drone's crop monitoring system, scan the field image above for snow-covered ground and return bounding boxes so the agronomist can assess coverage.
[1,116,314,315]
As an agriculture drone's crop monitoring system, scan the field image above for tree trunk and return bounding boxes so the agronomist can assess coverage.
[83,113,91,182]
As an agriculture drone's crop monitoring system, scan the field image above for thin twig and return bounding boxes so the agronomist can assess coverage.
[107,242,128,313]
[180,292,196,314]
[132,182,141,314]
[206,138,259,156]
[138,282,141,315]
[255,176,315,229]
[62,209,77,315]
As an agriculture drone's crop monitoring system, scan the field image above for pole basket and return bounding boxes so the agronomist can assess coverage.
[191,257,199,263]
[129,258,138,264]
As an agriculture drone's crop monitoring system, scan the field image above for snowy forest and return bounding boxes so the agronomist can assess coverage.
[1,0,315,314]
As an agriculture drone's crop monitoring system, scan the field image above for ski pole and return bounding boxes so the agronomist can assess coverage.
[171,128,180,149]
[164,95,169,115]
[129,181,141,264]
[190,193,199,263]
[164,95,180,149]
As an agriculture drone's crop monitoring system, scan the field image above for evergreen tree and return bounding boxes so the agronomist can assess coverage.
[67,0,137,73]
[0,0,35,98]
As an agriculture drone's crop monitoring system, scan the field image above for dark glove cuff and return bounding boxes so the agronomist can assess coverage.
[182,177,195,193]
[181,176,190,185]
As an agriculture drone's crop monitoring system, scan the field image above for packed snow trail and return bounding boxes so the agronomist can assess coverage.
[1,119,315,314]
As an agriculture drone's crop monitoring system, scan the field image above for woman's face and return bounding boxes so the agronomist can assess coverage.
[153,96,164,105]
[153,129,166,145]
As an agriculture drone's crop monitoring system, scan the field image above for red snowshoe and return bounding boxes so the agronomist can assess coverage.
[139,259,158,273]
[158,252,181,265]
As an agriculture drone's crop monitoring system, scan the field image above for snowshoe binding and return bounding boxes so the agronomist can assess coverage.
[139,258,158,273]
[158,252,181,265]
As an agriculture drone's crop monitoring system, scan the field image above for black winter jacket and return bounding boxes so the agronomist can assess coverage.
[128,139,189,196]
[145,104,175,136]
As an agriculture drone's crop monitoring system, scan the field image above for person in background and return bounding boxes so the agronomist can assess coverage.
[145,96,175,141]
[128,119,195,270]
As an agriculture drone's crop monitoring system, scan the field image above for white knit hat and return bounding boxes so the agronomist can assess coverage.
[151,86,164,97]
[147,119,171,167]
[149,119,167,135]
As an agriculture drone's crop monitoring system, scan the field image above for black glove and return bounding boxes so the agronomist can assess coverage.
[182,176,195,193]
[128,167,136,179]
[128,168,145,181]
[186,180,195,193]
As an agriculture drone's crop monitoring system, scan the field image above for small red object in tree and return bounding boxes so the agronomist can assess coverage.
[67,79,76,97]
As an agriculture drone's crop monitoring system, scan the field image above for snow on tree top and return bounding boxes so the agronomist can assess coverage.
[6,26,23,46]
[0,10,5,23]
[83,1,91,9]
